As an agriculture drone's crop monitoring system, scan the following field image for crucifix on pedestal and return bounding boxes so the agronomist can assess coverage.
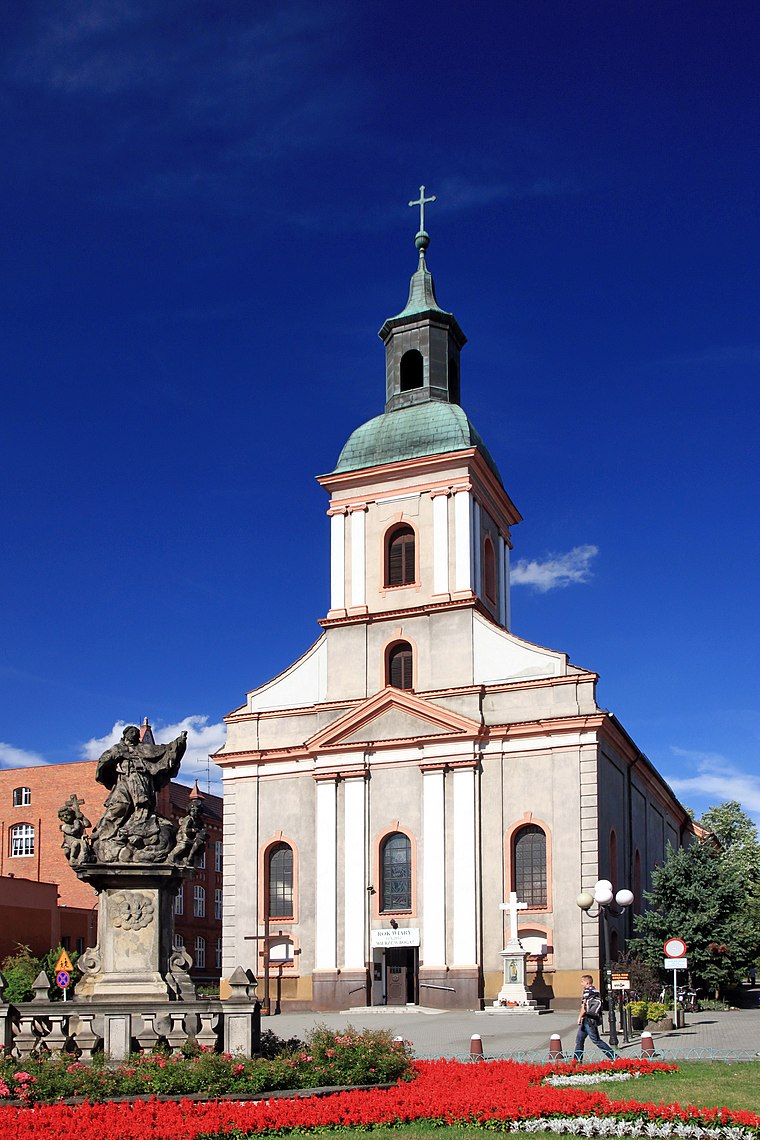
[500,890,528,947]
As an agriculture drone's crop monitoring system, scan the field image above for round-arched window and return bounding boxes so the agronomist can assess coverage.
[380,832,412,912]
[386,525,415,587]
[513,824,547,907]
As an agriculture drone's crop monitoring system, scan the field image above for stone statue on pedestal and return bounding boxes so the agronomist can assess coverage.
[91,725,187,863]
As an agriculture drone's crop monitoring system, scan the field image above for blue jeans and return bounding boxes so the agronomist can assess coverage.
[574,1016,615,1060]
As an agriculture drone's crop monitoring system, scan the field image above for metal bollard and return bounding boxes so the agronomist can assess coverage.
[640,1030,655,1059]
[548,1033,563,1060]
[470,1033,484,1060]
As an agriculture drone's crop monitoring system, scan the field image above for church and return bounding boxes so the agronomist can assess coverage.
[216,195,694,1011]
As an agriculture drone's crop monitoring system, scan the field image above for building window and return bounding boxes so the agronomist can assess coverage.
[174,886,184,916]
[76,938,84,955]
[215,888,223,920]
[399,348,424,392]
[173,933,185,950]
[483,535,496,603]
[448,355,460,404]
[12,787,31,807]
[387,641,413,690]
[380,831,412,913]
[215,841,223,873]
[193,885,206,918]
[268,842,294,918]
[216,937,223,970]
[513,824,547,908]
[198,846,206,870]
[386,525,415,587]
[10,823,35,857]
[269,936,295,965]
[194,936,206,969]
[609,829,618,889]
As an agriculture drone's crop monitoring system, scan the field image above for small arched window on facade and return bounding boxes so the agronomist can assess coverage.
[194,936,206,969]
[387,641,413,690]
[10,823,35,857]
[12,787,31,807]
[380,831,412,913]
[513,824,547,908]
[386,525,415,587]
[193,885,206,918]
[483,535,496,603]
[399,349,424,392]
[268,842,294,918]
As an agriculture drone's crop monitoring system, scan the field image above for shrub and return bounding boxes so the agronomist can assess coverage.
[0,1024,413,1104]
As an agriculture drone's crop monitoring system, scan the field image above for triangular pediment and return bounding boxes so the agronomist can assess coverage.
[306,687,482,752]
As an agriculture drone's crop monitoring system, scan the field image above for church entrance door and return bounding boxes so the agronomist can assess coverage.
[384,947,418,1005]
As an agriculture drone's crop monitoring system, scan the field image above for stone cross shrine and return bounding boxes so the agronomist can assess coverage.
[491,891,540,1015]
[500,891,528,946]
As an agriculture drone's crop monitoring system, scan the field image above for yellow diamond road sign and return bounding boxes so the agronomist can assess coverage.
[55,949,73,973]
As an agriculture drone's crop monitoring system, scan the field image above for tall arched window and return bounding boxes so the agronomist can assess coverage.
[633,848,642,913]
[386,525,415,587]
[380,832,412,912]
[448,356,460,404]
[513,824,547,907]
[483,535,496,602]
[10,823,35,857]
[268,842,294,918]
[387,641,413,690]
[609,829,618,889]
[399,349,424,391]
[194,936,206,970]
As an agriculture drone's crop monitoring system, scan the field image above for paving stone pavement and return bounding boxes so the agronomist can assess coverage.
[262,1004,760,1061]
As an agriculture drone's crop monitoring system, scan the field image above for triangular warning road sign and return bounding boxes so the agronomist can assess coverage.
[54,949,73,973]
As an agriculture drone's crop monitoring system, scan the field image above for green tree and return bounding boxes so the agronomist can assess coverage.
[0,944,79,1003]
[699,800,760,967]
[632,839,751,997]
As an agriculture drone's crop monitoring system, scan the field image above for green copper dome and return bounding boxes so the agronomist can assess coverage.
[333,401,502,482]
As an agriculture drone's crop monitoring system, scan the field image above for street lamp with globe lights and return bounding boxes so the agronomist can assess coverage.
[576,879,634,1047]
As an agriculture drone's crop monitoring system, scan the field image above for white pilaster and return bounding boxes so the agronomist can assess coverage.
[452,765,477,965]
[343,775,366,969]
[498,535,507,628]
[330,511,346,611]
[422,768,446,966]
[350,507,366,608]
[315,777,337,969]
[432,492,450,596]
[454,488,472,592]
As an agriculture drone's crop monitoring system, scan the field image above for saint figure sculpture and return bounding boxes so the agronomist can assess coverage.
[91,725,187,863]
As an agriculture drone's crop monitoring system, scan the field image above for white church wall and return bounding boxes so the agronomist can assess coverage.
[247,636,327,712]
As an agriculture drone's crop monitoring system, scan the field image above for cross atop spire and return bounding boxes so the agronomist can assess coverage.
[408,185,436,251]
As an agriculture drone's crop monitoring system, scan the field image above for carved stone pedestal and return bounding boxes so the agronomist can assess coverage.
[74,863,194,1003]
[489,941,540,1014]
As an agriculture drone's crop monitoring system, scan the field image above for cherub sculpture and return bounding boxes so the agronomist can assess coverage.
[169,800,208,867]
[58,795,94,864]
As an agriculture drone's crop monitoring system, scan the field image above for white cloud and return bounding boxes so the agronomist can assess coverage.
[0,742,50,769]
[511,544,599,593]
[438,174,582,211]
[81,714,226,797]
[666,748,760,824]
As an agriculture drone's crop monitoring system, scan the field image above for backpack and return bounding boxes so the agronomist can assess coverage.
[585,992,603,1020]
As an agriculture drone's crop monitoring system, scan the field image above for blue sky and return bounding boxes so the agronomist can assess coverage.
[2,1,759,823]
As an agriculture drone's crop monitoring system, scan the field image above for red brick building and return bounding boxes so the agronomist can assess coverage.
[0,727,223,983]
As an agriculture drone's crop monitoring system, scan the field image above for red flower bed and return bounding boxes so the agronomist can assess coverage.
[0,1058,757,1140]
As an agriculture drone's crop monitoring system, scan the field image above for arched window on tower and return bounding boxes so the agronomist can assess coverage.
[448,355,460,404]
[268,842,294,918]
[399,349,424,392]
[386,525,416,587]
[387,641,413,690]
[380,832,412,912]
[513,824,547,908]
[483,535,496,603]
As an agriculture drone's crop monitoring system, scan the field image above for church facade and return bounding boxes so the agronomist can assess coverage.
[217,212,693,1010]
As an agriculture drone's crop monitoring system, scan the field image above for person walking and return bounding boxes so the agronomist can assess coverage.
[574,974,616,1061]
